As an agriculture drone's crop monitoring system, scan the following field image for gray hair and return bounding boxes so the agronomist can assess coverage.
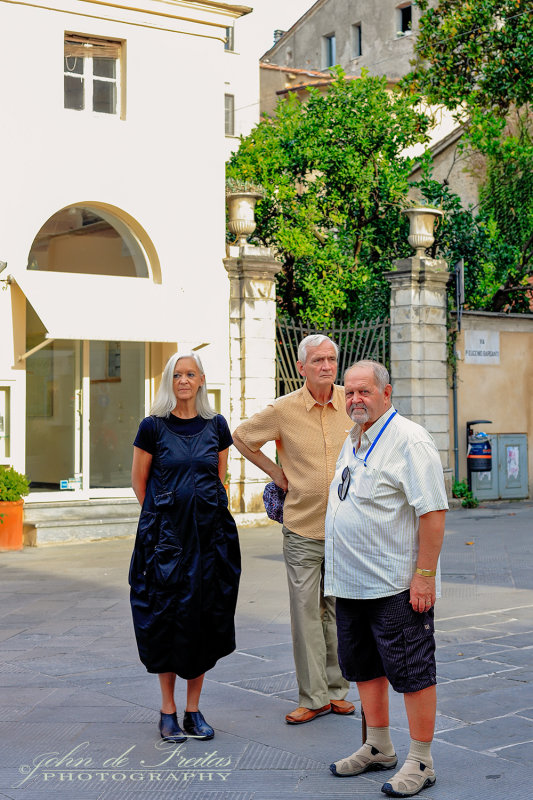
[345,359,390,391]
[150,352,216,419]
[297,334,339,364]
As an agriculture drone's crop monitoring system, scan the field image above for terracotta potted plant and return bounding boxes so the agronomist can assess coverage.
[0,466,30,551]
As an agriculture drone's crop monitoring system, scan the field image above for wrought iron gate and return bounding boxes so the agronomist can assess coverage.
[276,318,389,396]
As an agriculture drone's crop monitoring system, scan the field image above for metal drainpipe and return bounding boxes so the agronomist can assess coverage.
[452,338,459,481]
[452,259,464,482]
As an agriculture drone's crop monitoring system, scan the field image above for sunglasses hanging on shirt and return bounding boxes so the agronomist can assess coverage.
[337,411,397,501]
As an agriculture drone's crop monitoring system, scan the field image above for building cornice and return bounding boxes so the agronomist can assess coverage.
[1,0,251,38]
[460,310,533,321]
[183,1,251,16]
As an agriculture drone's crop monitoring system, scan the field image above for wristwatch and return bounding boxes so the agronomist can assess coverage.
[415,567,436,577]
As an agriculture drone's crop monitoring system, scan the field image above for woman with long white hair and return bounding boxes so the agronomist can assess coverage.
[129,351,241,742]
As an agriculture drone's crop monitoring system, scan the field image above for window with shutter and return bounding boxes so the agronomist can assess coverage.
[64,34,122,116]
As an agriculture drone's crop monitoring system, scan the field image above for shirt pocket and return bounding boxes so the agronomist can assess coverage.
[353,466,377,499]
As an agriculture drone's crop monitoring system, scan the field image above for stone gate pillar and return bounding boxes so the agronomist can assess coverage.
[224,244,281,514]
[385,255,452,495]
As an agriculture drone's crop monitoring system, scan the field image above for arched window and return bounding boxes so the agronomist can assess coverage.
[27,205,149,278]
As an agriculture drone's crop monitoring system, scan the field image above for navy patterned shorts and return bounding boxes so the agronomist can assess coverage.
[335,590,436,693]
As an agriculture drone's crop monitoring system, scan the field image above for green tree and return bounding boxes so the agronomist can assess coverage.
[405,0,533,312]
[407,0,532,117]
[227,69,430,324]
[478,134,533,311]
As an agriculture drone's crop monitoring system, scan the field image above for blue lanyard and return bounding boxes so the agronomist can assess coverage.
[353,410,397,467]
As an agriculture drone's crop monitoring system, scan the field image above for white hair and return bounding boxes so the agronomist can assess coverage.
[345,359,390,391]
[297,334,339,363]
[150,352,216,419]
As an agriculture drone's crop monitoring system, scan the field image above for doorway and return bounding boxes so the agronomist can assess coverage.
[24,203,150,498]
[25,332,146,496]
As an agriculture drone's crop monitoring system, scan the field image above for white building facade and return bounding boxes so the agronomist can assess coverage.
[0,0,250,511]
[222,9,260,159]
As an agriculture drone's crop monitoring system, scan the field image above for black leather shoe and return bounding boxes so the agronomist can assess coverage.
[182,710,214,740]
[159,711,186,743]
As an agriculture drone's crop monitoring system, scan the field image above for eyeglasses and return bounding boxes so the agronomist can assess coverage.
[337,466,351,501]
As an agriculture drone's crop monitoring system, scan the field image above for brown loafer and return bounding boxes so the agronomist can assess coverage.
[330,699,355,715]
[285,704,331,725]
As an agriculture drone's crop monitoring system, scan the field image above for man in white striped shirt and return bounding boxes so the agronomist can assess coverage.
[325,360,448,798]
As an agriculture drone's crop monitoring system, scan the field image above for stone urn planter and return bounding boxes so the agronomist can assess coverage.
[402,206,443,255]
[226,190,263,246]
[0,466,30,551]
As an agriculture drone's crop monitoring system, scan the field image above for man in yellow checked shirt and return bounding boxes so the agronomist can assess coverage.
[233,335,354,725]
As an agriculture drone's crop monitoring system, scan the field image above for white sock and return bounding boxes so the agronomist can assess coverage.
[366,725,395,757]
[407,738,433,769]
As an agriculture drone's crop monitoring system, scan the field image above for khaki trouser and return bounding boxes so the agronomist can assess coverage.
[282,526,350,709]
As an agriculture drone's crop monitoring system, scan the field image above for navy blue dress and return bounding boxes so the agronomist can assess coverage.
[129,415,241,679]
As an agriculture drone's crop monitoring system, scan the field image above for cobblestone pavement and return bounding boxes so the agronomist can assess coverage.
[0,500,532,799]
